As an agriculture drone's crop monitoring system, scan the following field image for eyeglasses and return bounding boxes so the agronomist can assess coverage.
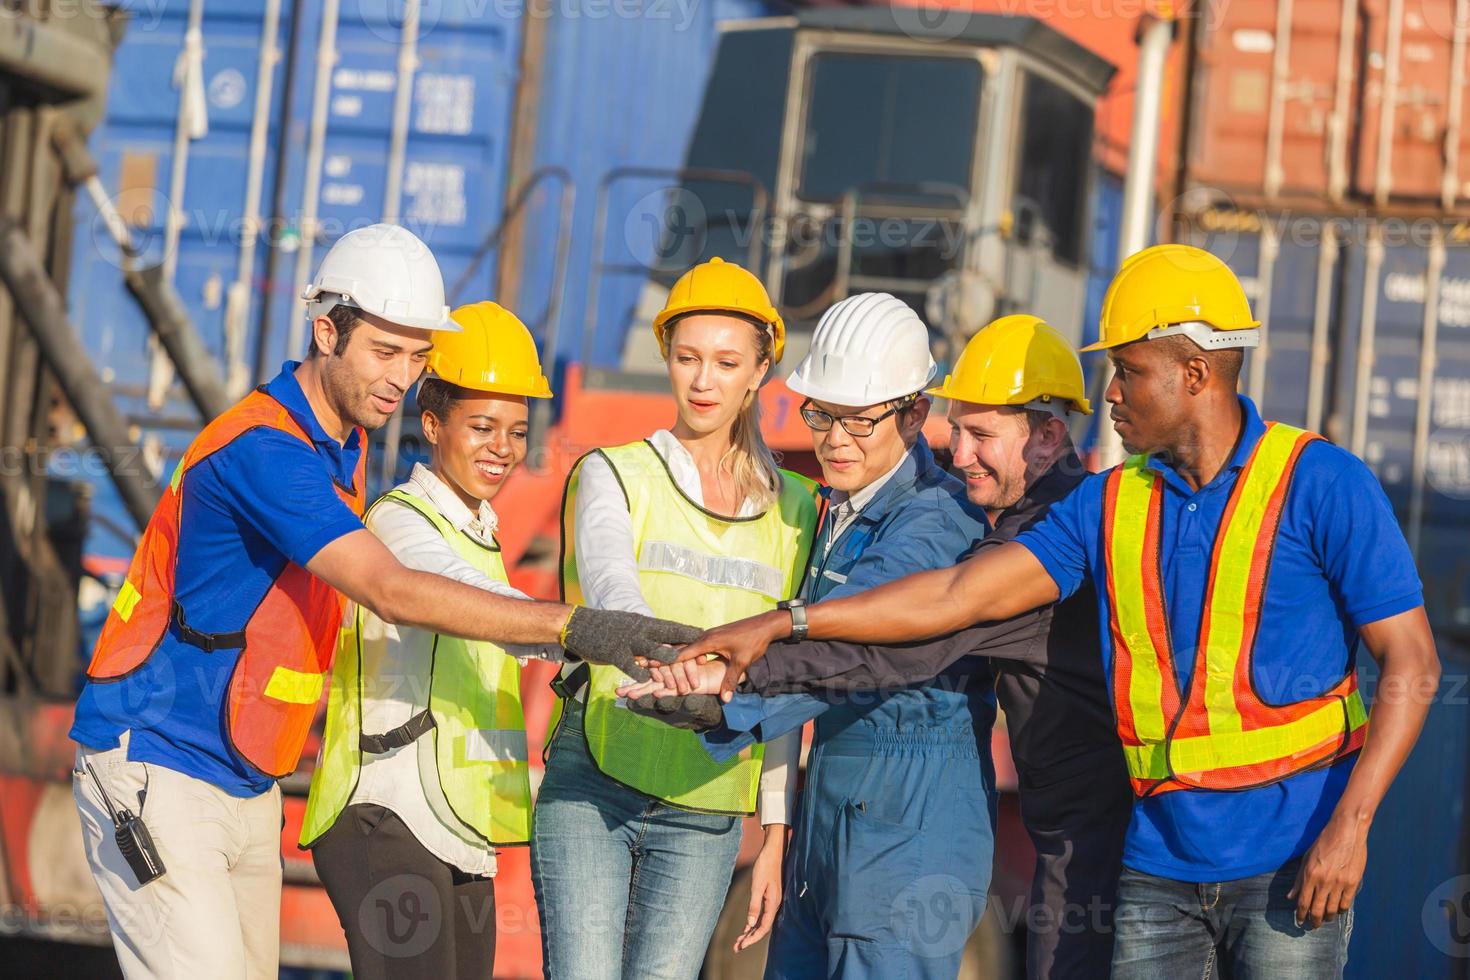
[799,400,908,437]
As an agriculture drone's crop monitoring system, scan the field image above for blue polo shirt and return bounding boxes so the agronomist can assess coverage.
[71,362,366,796]
[1016,396,1423,882]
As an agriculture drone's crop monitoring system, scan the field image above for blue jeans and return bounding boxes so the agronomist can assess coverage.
[1112,858,1353,979]
[531,700,743,980]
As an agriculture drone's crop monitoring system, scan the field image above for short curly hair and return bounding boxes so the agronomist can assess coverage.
[416,377,459,421]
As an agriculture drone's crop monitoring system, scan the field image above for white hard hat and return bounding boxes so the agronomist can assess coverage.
[786,293,937,406]
[301,223,456,332]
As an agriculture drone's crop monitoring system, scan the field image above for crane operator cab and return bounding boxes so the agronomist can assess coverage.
[586,8,1115,379]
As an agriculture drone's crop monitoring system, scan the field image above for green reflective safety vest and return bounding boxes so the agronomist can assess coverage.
[300,488,532,848]
[556,439,820,814]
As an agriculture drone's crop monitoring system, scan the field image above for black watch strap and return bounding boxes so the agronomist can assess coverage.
[778,599,808,644]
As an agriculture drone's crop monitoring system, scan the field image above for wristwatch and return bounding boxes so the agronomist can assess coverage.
[777,598,808,644]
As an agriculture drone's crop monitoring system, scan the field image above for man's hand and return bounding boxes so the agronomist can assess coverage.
[623,693,724,731]
[1286,607,1438,929]
[618,658,727,699]
[309,529,574,645]
[657,610,791,701]
[561,607,701,683]
[1288,810,1369,928]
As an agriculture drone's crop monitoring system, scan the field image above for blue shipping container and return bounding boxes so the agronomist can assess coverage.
[69,0,524,558]
[1186,210,1470,979]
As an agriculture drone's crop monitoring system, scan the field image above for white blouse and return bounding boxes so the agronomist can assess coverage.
[349,463,558,876]
[571,430,801,826]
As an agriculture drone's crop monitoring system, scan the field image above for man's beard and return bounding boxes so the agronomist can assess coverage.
[990,470,1027,512]
[322,362,388,431]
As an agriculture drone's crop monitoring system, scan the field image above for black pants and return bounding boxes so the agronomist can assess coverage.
[312,803,496,980]
[1019,750,1134,980]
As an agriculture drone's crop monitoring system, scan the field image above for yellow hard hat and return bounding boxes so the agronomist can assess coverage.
[426,301,553,398]
[1083,244,1261,353]
[928,314,1092,416]
[652,257,786,364]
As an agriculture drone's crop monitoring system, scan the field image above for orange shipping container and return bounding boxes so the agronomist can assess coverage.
[1185,0,1470,210]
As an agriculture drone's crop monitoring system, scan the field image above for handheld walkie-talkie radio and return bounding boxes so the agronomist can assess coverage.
[85,760,166,886]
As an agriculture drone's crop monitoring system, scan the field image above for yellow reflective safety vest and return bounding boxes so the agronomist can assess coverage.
[1102,422,1368,798]
[557,440,820,814]
[300,489,532,847]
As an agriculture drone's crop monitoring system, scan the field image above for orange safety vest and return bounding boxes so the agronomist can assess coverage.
[1102,421,1368,798]
[85,389,366,779]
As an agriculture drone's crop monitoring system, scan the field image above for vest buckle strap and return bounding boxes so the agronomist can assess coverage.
[359,709,437,755]
[170,600,247,653]
[550,662,589,701]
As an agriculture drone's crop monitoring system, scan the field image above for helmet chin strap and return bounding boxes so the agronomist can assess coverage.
[1145,321,1261,350]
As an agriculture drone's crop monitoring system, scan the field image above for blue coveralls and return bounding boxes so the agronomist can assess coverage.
[703,438,997,979]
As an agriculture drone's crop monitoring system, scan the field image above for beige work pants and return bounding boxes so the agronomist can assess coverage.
[72,732,283,979]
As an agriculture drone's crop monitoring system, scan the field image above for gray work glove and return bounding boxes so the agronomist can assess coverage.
[627,694,725,732]
[560,607,701,683]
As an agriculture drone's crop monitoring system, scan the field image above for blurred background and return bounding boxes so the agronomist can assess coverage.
[0,0,1466,976]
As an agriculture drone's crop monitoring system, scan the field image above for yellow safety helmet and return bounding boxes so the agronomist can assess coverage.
[1083,243,1261,353]
[425,301,553,398]
[651,257,786,364]
[929,314,1092,416]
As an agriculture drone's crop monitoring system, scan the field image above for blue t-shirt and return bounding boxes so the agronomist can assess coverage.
[70,362,366,796]
[1016,396,1423,881]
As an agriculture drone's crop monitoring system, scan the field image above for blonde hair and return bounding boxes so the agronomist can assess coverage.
[667,315,781,513]
[726,386,780,512]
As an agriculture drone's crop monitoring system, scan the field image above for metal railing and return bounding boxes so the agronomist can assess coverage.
[834,181,971,301]
[580,166,769,370]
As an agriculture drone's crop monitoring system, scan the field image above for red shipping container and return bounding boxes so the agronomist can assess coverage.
[1354,0,1460,203]
[1185,0,1470,210]
[1187,0,1353,202]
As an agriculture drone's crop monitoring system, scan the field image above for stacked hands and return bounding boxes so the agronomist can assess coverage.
[595,610,795,731]
[615,652,728,733]
[559,606,775,730]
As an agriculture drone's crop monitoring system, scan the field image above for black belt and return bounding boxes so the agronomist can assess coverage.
[171,600,246,653]
[549,662,589,700]
[359,709,436,755]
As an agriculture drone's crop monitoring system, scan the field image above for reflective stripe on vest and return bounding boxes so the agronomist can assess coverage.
[638,541,786,600]
[556,440,820,814]
[85,389,365,779]
[1103,422,1368,798]
[300,488,532,848]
